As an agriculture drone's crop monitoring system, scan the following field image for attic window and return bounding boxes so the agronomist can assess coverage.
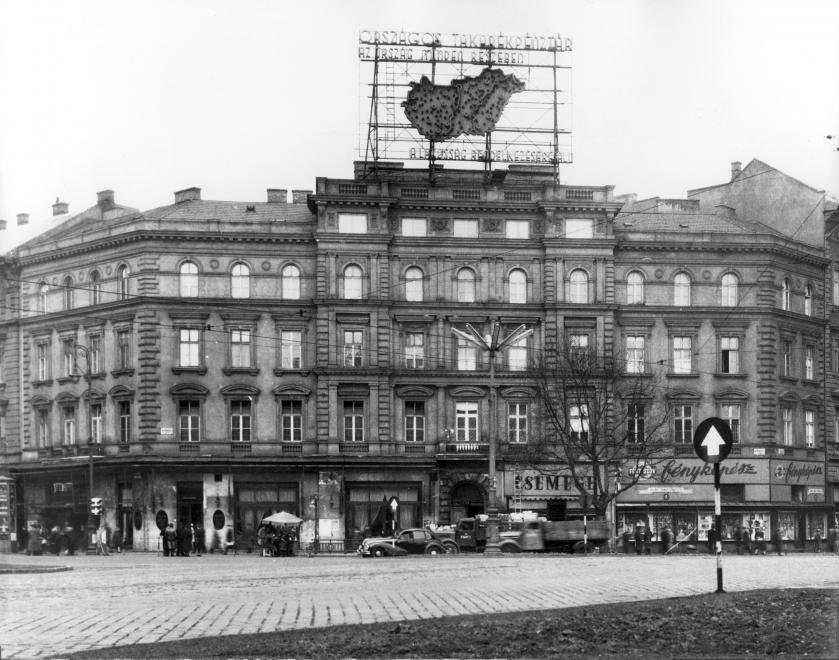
[246,205,256,212]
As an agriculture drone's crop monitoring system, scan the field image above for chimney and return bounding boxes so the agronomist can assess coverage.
[174,187,201,204]
[267,188,288,203]
[730,161,742,181]
[17,213,29,226]
[52,198,69,216]
[291,189,312,205]
[97,190,115,211]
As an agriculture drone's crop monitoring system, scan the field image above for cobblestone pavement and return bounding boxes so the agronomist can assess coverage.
[2,550,837,658]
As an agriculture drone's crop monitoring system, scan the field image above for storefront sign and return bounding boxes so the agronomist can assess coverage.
[506,469,580,497]
[769,460,824,485]
[658,458,764,484]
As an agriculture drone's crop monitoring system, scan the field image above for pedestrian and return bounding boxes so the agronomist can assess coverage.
[754,525,766,555]
[180,523,192,557]
[112,527,123,554]
[707,525,717,554]
[96,525,110,556]
[734,525,743,555]
[193,523,205,556]
[828,526,838,555]
[661,526,673,554]
[741,526,752,556]
[813,528,822,553]
[27,525,44,556]
[634,524,644,556]
[62,521,75,556]
[622,527,631,554]
[775,524,785,556]
[163,523,177,557]
[643,525,652,555]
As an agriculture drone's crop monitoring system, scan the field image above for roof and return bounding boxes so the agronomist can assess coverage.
[143,199,313,223]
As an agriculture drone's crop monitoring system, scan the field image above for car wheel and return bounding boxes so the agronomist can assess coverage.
[425,545,441,555]
[444,543,459,554]
[500,542,521,553]
[572,541,595,554]
[372,547,385,558]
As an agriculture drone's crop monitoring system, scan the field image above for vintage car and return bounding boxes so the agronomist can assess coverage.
[357,528,460,557]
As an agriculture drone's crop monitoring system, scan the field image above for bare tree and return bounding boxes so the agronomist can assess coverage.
[516,337,670,520]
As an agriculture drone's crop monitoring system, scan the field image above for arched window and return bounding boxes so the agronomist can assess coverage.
[117,265,129,300]
[569,269,588,304]
[344,264,363,300]
[38,282,49,314]
[509,269,527,304]
[456,268,476,303]
[282,264,301,300]
[674,273,691,306]
[90,270,102,305]
[231,263,250,299]
[626,271,644,305]
[405,266,424,302]
[721,273,738,307]
[804,284,813,316]
[781,278,791,311]
[179,261,198,297]
[63,276,73,310]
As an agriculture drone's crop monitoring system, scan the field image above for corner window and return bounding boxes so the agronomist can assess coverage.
[343,264,363,300]
[179,262,198,297]
[231,263,250,299]
[508,269,527,304]
[281,264,301,300]
[405,267,424,302]
[402,218,427,236]
[721,273,738,307]
[338,213,367,234]
[456,269,476,303]
[674,273,691,306]
[569,269,588,304]
[627,271,644,305]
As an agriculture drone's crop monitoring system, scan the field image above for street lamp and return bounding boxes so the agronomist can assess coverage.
[74,343,99,553]
[452,320,533,554]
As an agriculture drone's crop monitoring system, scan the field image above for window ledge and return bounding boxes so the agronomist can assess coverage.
[667,372,698,378]
[110,369,135,378]
[340,442,369,453]
[713,372,748,379]
[32,379,53,387]
[57,375,81,385]
[802,379,820,386]
[171,366,207,375]
[222,367,260,376]
[273,368,306,376]
[779,375,798,384]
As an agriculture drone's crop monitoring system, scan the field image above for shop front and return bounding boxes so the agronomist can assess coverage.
[503,467,581,519]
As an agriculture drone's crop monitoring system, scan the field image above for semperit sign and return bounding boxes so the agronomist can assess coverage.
[358,30,573,170]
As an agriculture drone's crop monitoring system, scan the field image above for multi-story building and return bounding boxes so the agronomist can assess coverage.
[0,158,836,553]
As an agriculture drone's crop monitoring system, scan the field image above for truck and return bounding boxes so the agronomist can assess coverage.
[455,516,611,554]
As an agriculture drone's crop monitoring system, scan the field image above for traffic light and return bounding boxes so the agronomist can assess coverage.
[89,497,103,515]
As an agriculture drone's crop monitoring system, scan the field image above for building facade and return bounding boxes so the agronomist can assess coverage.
[0,159,836,553]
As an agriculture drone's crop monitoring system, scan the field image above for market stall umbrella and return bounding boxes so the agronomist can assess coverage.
[262,511,302,525]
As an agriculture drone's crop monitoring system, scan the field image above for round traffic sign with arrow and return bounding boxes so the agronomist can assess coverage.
[693,417,734,464]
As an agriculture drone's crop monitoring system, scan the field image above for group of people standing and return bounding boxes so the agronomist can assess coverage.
[160,522,206,557]
[257,524,298,556]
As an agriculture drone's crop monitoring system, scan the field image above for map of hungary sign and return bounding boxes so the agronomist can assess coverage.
[692,417,734,464]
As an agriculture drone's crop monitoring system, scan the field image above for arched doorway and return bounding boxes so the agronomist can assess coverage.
[450,482,485,524]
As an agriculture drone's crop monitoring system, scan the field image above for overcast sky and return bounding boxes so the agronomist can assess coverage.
[2,0,838,248]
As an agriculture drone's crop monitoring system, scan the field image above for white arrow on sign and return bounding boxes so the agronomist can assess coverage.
[701,426,727,456]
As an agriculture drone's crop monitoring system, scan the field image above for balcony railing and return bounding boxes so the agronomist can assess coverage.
[439,441,489,455]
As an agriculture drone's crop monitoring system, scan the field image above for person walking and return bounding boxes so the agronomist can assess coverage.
[754,525,766,555]
[707,525,717,554]
[734,525,743,555]
[827,525,837,555]
[163,523,177,557]
[27,525,44,556]
[775,523,785,556]
[180,523,192,557]
[643,525,652,555]
[622,527,631,554]
[193,523,205,556]
[813,528,822,553]
[634,524,644,556]
[741,525,752,556]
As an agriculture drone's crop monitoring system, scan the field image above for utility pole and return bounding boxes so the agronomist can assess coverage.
[74,344,99,554]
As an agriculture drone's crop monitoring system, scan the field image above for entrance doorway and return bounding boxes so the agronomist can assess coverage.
[450,482,485,524]
[176,482,204,531]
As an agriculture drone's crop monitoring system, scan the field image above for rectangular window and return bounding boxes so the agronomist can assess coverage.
[230,399,251,442]
[405,401,425,443]
[570,404,589,441]
[338,213,367,234]
[674,405,693,443]
[720,337,740,374]
[36,342,49,381]
[343,330,363,367]
[405,332,424,368]
[280,330,302,369]
[566,218,594,238]
[91,403,102,444]
[116,330,131,369]
[178,400,200,442]
[457,337,477,371]
[62,339,75,377]
[118,401,131,443]
[179,328,200,367]
[456,402,479,442]
[508,337,528,371]
[88,335,102,373]
[627,404,645,443]
[508,403,528,443]
[230,329,251,368]
[343,401,364,442]
[62,406,76,445]
[569,334,589,364]
[280,400,303,442]
[626,336,645,374]
[805,345,815,380]
[782,340,792,377]
[673,336,692,374]
[401,218,427,236]
[453,219,479,238]
[805,410,815,448]
[782,406,793,446]
[37,409,50,447]
[833,270,839,306]
[506,220,529,239]
[720,404,741,444]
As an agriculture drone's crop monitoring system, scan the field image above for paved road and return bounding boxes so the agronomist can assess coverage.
[2,550,837,659]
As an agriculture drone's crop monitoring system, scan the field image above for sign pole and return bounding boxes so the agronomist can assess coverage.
[714,463,724,593]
